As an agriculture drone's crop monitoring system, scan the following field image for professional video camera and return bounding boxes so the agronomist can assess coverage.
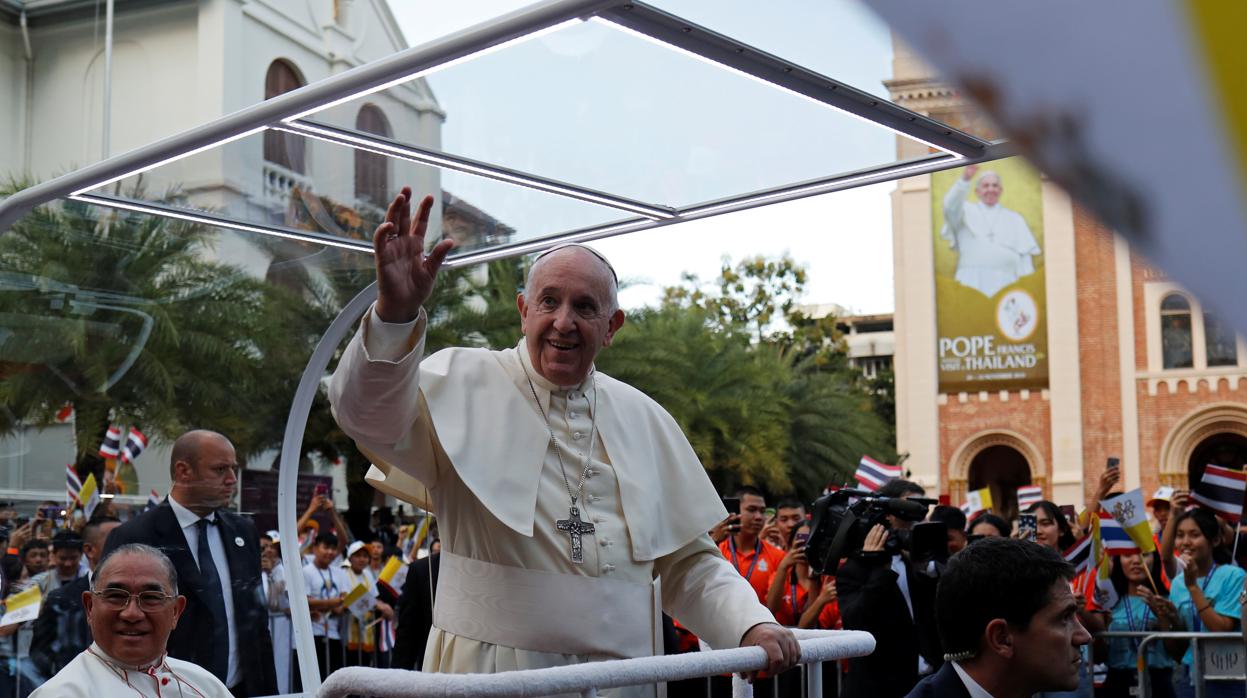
[804,488,943,576]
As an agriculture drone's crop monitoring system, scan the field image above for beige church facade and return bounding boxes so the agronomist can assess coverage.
[887,39,1247,519]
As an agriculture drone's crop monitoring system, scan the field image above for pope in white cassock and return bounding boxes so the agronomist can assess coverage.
[329,188,797,695]
[941,165,1041,298]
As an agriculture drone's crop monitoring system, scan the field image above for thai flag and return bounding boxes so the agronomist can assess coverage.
[146,489,161,511]
[1017,485,1043,509]
[98,425,122,459]
[1097,511,1139,554]
[66,465,83,508]
[121,427,147,464]
[54,403,75,424]
[1192,464,1247,522]
[854,456,902,492]
[1064,533,1093,575]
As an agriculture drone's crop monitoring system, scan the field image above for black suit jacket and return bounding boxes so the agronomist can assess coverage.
[904,662,972,698]
[837,554,943,698]
[102,502,276,695]
[30,575,91,679]
[392,553,438,671]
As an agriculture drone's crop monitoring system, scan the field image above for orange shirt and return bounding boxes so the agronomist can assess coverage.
[719,537,786,603]
[773,581,813,627]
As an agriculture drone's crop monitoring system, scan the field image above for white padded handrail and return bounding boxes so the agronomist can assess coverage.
[317,629,874,697]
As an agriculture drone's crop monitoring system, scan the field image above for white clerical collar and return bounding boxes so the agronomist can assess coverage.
[87,642,166,673]
[167,495,216,530]
[951,661,995,698]
[516,338,596,400]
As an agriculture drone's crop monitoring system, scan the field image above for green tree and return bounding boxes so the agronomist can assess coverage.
[0,194,318,483]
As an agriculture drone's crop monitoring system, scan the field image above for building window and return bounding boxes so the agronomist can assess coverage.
[1160,293,1193,369]
[263,60,306,173]
[1205,311,1239,367]
[354,105,392,207]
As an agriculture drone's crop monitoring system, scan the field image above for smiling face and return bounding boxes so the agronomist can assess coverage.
[976,172,1003,207]
[518,248,625,387]
[85,552,186,667]
[1119,552,1147,584]
[1175,517,1214,566]
[1034,508,1062,551]
[1008,579,1091,692]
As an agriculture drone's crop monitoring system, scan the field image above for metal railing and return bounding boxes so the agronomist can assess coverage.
[317,629,873,698]
[1097,631,1246,698]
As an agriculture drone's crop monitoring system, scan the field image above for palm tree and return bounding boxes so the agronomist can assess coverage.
[0,192,316,480]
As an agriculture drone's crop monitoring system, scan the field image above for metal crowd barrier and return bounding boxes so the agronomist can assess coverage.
[1097,631,1246,698]
[317,629,873,698]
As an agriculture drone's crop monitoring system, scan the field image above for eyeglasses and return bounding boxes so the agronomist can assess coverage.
[92,589,175,612]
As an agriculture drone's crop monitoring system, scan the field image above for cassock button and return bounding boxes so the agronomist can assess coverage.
[568,411,578,419]
[573,432,583,440]
[590,495,601,503]
[603,564,615,573]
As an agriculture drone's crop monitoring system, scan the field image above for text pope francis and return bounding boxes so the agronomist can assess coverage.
[328,189,798,695]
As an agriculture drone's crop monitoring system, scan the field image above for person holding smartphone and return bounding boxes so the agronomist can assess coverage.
[766,525,816,627]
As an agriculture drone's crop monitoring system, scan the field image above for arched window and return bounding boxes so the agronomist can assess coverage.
[262,60,306,173]
[354,105,392,207]
[1205,310,1239,367]
[1160,293,1193,369]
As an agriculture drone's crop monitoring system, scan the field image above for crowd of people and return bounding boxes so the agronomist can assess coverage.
[700,468,1244,698]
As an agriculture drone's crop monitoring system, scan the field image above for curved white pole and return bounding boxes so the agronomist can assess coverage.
[277,281,378,693]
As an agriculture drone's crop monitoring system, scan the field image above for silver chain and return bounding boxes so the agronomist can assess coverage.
[523,370,599,508]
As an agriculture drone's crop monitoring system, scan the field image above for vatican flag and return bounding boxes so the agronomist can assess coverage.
[1101,488,1157,554]
[961,487,993,517]
[78,473,101,520]
[865,1,1247,339]
[0,586,41,627]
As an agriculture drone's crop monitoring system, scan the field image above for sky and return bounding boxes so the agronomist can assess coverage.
[389,0,900,314]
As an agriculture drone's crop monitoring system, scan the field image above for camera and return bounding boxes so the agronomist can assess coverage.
[804,488,939,576]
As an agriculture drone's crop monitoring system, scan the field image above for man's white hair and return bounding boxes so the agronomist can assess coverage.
[976,170,1002,186]
[525,243,620,314]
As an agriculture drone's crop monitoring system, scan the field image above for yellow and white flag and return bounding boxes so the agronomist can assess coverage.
[1101,488,1157,554]
[865,1,1247,339]
[378,556,404,586]
[0,586,41,627]
[78,473,101,520]
[961,487,993,517]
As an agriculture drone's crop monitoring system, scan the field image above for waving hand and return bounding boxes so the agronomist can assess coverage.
[373,188,455,324]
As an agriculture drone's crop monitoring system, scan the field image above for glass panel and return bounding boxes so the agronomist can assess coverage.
[1205,311,1239,367]
[1161,311,1193,369]
[308,17,918,209]
[80,129,631,256]
[0,199,379,694]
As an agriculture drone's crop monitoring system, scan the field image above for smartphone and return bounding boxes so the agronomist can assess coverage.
[1019,513,1038,542]
[1106,457,1120,471]
[795,532,810,547]
[721,497,740,515]
[1059,504,1077,520]
[314,482,329,499]
[38,505,59,520]
[764,507,777,520]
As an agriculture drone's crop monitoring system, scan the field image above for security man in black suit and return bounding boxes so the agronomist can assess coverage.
[102,430,276,697]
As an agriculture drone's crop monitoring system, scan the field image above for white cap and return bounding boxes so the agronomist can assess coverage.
[265,530,280,543]
[344,541,368,558]
[1148,486,1175,505]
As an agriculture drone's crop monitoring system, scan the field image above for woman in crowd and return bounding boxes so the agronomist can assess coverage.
[967,512,1010,539]
[1145,507,1245,698]
[1028,500,1104,698]
[766,524,817,627]
[1103,552,1174,698]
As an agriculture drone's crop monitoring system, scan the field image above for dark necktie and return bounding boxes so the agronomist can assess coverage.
[195,518,230,682]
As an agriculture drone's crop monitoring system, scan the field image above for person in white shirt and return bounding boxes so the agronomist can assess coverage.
[30,543,231,697]
[905,537,1091,698]
[941,165,1041,298]
[302,533,350,678]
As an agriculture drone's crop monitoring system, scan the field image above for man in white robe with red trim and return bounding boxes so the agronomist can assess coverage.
[329,189,797,696]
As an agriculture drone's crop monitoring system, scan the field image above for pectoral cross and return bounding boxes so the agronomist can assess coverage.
[556,505,595,564]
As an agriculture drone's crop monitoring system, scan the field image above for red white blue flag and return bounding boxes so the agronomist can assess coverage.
[1063,533,1093,575]
[121,427,147,464]
[146,489,161,511]
[1097,511,1139,554]
[1017,485,1043,509]
[98,425,122,459]
[66,465,83,508]
[854,456,902,492]
[1192,464,1247,523]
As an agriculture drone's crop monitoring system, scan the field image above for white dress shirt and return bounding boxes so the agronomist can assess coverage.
[168,496,239,687]
[952,661,995,698]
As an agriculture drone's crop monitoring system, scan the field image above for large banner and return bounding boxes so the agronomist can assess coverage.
[932,158,1047,393]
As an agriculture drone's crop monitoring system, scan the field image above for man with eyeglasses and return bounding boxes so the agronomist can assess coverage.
[30,543,232,697]
[102,430,275,696]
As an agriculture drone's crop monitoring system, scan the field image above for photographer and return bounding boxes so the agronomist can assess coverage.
[837,479,943,698]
